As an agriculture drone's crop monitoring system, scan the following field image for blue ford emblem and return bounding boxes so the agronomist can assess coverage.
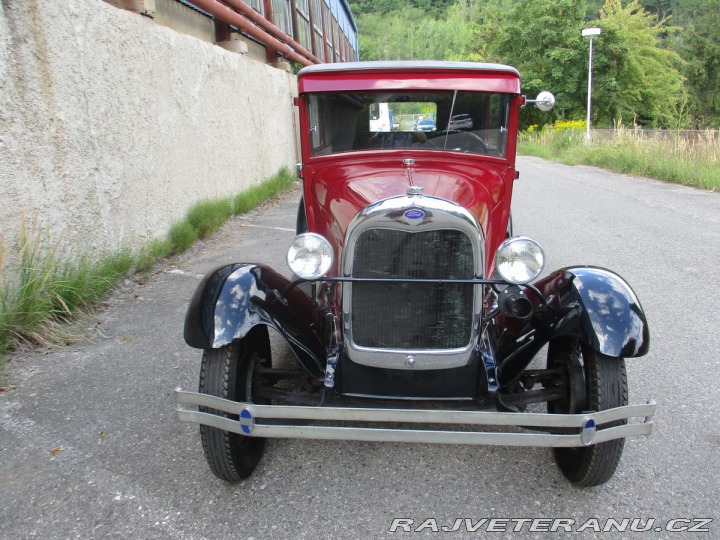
[404,209,425,220]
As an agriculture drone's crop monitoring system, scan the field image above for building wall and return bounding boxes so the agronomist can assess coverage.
[0,0,299,268]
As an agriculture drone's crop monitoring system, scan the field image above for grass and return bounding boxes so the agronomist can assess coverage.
[518,124,720,191]
[0,167,296,369]
[0,221,132,360]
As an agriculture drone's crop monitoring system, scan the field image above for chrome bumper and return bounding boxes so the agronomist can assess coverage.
[174,389,655,448]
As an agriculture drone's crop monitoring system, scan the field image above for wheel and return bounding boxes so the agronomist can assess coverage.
[199,326,271,482]
[547,338,628,487]
[296,197,308,234]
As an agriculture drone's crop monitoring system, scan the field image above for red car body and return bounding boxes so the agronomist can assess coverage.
[177,62,654,487]
[296,63,521,276]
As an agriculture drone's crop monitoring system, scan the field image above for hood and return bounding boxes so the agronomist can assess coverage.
[305,153,515,274]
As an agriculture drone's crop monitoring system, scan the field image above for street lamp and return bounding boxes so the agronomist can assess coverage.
[582,27,601,141]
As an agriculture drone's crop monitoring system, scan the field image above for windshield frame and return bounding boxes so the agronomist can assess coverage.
[304,90,512,159]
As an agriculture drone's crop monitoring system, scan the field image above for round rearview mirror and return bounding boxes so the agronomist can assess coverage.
[535,91,555,112]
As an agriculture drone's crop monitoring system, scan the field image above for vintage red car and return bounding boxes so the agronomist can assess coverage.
[175,61,654,487]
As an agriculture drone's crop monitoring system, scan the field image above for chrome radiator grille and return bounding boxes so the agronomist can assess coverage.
[351,229,475,349]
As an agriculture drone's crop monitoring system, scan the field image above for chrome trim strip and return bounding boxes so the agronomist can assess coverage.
[247,424,651,447]
[175,390,655,448]
[341,194,485,370]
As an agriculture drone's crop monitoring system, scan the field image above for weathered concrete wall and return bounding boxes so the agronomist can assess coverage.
[0,0,298,268]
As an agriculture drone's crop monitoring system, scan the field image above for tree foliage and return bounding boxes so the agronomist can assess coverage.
[356,1,484,62]
[591,0,685,127]
[491,0,588,127]
[351,0,718,128]
[348,0,455,17]
[674,0,720,125]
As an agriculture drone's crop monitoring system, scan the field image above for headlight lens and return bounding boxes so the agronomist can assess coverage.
[495,236,545,284]
[287,233,333,279]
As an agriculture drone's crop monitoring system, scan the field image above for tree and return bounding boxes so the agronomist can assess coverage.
[352,0,692,128]
[591,0,685,127]
[356,2,484,61]
[348,0,454,17]
[637,0,674,22]
[674,0,720,126]
[491,0,588,128]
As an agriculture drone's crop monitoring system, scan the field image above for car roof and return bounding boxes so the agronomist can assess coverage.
[298,61,522,94]
[299,61,519,77]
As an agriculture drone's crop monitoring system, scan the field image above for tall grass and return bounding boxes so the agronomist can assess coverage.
[0,218,133,356]
[518,123,720,191]
[168,166,295,252]
[0,168,296,366]
[232,167,294,214]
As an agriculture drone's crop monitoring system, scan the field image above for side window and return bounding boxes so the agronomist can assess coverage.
[308,96,322,149]
[488,94,510,156]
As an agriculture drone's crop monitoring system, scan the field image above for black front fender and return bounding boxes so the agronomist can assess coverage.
[183,264,325,379]
[496,266,649,386]
[552,266,650,358]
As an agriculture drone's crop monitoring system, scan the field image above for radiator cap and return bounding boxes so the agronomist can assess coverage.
[407,185,423,196]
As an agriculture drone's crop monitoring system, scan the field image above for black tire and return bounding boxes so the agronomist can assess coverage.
[199,326,271,482]
[296,197,308,234]
[547,338,628,487]
[506,213,513,238]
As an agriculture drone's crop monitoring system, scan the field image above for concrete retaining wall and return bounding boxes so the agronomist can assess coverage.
[0,0,298,269]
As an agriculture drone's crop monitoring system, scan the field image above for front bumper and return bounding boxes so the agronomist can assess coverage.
[175,389,655,448]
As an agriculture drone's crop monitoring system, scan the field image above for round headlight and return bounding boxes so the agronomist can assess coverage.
[495,236,545,284]
[287,233,333,280]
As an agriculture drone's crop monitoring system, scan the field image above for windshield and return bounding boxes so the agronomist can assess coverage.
[307,91,510,158]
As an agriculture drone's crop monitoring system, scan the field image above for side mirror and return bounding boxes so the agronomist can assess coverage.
[524,91,556,112]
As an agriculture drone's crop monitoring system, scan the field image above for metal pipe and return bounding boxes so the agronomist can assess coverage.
[188,0,316,65]
[222,0,322,64]
[262,0,275,64]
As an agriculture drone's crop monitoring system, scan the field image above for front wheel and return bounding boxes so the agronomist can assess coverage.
[198,326,271,482]
[547,338,628,487]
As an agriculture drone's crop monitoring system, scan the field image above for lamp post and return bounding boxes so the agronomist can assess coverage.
[582,27,601,142]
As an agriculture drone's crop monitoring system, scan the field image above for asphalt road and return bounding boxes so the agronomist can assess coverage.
[1,156,719,538]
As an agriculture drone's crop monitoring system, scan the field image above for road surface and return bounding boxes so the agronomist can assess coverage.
[1,156,719,538]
